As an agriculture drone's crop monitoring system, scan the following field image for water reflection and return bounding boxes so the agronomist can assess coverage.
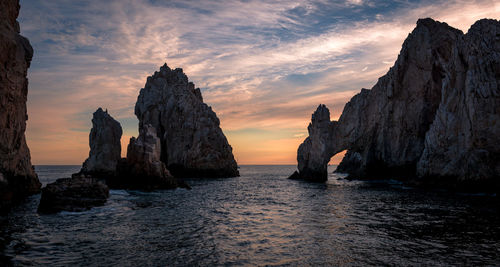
[0,165,499,266]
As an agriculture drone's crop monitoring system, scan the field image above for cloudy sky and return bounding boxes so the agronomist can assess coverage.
[18,0,499,165]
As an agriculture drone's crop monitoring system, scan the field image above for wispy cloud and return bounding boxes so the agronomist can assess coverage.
[19,0,499,164]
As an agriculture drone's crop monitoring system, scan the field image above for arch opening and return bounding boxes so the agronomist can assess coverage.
[328,149,347,173]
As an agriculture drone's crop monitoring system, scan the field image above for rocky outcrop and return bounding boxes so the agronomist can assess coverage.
[134,64,238,178]
[113,124,190,190]
[0,0,41,212]
[38,177,109,214]
[73,65,237,189]
[78,108,122,178]
[416,19,500,190]
[74,108,190,190]
[292,18,500,191]
[294,104,334,182]
[126,125,168,179]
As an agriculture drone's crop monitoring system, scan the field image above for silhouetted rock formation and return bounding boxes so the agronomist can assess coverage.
[78,108,122,178]
[416,19,500,190]
[42,108,117,213]
[295,104,333,182]
[133,64,239,178]
[0,0,41,212]
[74,107,190,190]
[38,177,109,214]
[73,64,237,190]
[113,124,190,190]
[292,18,500,191]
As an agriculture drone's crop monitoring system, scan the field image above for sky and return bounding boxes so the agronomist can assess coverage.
[18,0,499,165]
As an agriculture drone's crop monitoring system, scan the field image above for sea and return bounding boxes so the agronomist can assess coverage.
[1,165,499,266]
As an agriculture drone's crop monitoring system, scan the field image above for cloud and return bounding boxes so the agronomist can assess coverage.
[346,0,364,6]
[18,0,499,164]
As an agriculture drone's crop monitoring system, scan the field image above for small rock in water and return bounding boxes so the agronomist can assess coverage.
[288,171,301,180]
[38,177,109,214]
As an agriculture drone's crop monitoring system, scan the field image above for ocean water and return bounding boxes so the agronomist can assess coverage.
[1,165,499,266]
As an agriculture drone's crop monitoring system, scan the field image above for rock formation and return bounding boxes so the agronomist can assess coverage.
[134,64,239,178]
[72,107,190,190]
[78,108,122,178]
[292,18,500,191]
[291,104,333,182]
[416,19,500,190]
[114,124,190,190]
[38,177,109,213]
[39,108,117,213]
[0,0,41,212]
[126,125,168,180]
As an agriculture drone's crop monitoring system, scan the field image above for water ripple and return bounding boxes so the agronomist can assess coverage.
[0,165,499,266]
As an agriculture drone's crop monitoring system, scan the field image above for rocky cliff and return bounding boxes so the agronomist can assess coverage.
[0,0,41,211]
[79,108,122,178]
[416,19,500,190]
[134,64,239,178]
[293,18,500,191]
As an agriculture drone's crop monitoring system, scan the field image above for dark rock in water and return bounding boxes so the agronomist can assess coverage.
[112,124,190,190]
[115,159,191,190]
[38,177,109,214]
[77,108,122,178]
[288,171,301,180]
[74,108,191,190]
[292,18,500,191]
[133,64,239,178]
[0,0,41,212]
[295,104,334,182]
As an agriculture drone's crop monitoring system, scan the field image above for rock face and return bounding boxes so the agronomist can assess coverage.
[0,0,41,212]
[134,64,239,178]
[38,177,109,214]
[114,124,189,190]
[295,104,334,182]
[293,18,500,191]
[126,125,168,179]
[79,108,122,178]
[416,19,500,190]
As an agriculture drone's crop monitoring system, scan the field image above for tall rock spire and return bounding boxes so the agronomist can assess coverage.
[79,108,123,177]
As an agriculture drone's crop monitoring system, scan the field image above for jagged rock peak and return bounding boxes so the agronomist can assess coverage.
[416,18,458,31]
[133,63,238,178]
[292,18,500,191]
[79,107,123,177]
[0,0,41,212]
[311,104,330,124]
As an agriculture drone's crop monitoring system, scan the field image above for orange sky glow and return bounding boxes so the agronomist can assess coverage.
[20,0,499,165]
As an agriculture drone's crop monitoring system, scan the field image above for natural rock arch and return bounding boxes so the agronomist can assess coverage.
[291,18,500,190]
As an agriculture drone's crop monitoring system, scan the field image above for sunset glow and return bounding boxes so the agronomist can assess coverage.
[19,0,499,165]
